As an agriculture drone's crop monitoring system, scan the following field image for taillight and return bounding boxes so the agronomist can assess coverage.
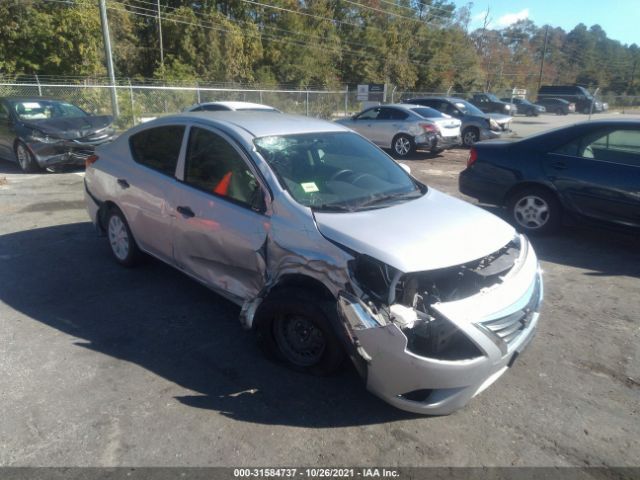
[467,148,478,167]
[419,123,437,133]
[85,154,99,168]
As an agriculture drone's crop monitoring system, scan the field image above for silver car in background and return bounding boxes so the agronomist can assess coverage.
[184,101,280,113]
[336,104,461,157]
[84,112,542,415]
[404,97,513,147]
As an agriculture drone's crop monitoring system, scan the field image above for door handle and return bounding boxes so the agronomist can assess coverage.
[117,178,130,188]
[550,161,567,170]
[177,206,195,218]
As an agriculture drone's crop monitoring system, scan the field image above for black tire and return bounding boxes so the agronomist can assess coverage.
[105,207,141,267]
[462,127,479,147]
[255,288,345,376]
[555,108,563,115]
[507,186,562,235]
[392,134,414,158]
[15,141,42,173]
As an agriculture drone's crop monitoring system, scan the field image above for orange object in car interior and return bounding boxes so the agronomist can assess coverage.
[214,171,232,195]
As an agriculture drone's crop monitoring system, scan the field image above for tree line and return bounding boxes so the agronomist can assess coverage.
[0,0,638,97]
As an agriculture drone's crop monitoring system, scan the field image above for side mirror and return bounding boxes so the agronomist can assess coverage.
[250,184,267,213]
[398,163,411,174]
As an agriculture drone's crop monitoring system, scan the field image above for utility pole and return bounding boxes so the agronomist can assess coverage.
[537,25,549,92]
[629,58,637,92]
[99,0,119,117]
[157,0,164,67]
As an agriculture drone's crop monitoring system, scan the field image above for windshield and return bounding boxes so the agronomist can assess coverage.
[485,93,500,102]
[12,100,88,121]
[254,132,424,212]
[453,99,484,116]
[410,107,446,118]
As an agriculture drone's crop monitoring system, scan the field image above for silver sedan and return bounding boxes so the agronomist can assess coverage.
[84,112,541,415]
[336,103,461,157]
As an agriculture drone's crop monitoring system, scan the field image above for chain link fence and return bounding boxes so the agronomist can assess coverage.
[2,77,639,127]
[0,78,351,129]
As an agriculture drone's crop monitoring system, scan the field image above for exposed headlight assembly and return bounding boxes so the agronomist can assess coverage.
[489,118,501,131]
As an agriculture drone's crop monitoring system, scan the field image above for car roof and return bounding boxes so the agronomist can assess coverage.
[191,101,278,110]
[377,103,427,111]
[406,96,465,102]
[573,119,640,127]
[151,112,350,138]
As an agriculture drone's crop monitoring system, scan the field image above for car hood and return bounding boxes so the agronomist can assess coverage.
[22,115,114,140]
[313,188,515,273]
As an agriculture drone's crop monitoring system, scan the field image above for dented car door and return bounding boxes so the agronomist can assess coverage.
[172,125,269,301]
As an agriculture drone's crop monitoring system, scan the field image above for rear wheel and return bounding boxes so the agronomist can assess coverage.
[106,207,141,267]
[392,134,414,158]
[255,288,345,375]
[555,107,564,115]
[507,187,561,235]
[462,127,479,147]
[15,141,42,173]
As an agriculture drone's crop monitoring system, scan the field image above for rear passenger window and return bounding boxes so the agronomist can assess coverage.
[129,125,185,176]
[554,129,640,166]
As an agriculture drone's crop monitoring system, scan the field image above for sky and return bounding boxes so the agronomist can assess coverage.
[453,0,640,46]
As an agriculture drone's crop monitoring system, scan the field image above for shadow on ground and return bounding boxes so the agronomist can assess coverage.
[0,159,21,174]
[0,222,415,427]
[0,158,85,174]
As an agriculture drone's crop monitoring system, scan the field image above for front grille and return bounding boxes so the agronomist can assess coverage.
[479,278,540,348]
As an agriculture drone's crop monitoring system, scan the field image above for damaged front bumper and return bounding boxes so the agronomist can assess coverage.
[27,134,114,168]
[338,235,542,415]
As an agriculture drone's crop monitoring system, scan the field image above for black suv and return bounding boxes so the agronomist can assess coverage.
[538,85,602,114]
[468,93,516,115]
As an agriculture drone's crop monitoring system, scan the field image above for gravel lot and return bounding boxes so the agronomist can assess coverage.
[1,113,639,467]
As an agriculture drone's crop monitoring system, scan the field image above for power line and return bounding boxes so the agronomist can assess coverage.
[108,0,478,71]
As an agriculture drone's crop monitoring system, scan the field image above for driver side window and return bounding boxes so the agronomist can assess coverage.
[0,103,8,121]
[357,108,380,120]
[184,127,261,207]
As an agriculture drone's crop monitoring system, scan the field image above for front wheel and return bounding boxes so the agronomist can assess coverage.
[392,134,414,158]
[255,288,345,375]
[15,141,42,173]
[462,127,479,147]
[507,187,561,235]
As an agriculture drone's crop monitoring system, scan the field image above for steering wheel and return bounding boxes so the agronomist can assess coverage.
[330,169,354,181]
[352,173,377,186]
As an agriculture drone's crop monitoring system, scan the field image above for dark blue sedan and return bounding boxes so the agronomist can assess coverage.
[459,120,640,234]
